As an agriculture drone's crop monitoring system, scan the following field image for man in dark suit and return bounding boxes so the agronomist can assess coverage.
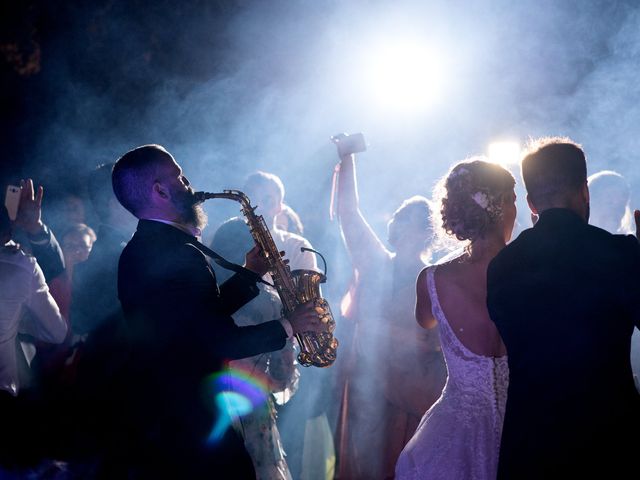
[487,137,640,479]
[111,144,321,479]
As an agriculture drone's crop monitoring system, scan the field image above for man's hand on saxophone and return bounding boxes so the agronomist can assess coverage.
[286,301,328,335]
[243,244,288,277]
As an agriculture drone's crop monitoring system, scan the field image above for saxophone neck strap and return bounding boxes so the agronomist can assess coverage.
[190,239,273,287]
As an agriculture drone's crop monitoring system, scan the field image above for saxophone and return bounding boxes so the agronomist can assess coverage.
[196,190,338,368]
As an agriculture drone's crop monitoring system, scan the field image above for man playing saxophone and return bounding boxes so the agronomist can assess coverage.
[110,144,326,479]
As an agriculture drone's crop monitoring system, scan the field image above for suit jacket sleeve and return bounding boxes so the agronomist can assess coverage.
[218,272,261,316]
[121,242,287,367]
[619,235,640,330]
[28,224,65,281]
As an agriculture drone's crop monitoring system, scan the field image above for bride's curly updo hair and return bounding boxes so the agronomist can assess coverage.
[434,157,515,244]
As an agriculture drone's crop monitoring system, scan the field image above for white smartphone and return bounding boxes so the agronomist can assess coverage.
[331,132,367,157]
[4,185,21,221]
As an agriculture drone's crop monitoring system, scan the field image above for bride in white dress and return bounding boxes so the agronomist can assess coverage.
[396,158,517,480]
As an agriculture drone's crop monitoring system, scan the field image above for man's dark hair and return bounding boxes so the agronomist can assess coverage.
[112,144,172,216]
[88,163,116,222]
[521,137,587,207]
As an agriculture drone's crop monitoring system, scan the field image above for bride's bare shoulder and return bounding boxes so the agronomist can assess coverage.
[433,254,468,278]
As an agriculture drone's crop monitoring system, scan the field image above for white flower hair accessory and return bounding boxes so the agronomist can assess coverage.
[471,190,503,218]
[471,191,489,209]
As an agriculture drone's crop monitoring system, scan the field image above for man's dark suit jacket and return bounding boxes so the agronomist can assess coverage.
[487,208,640,479]
[117,220,288,479]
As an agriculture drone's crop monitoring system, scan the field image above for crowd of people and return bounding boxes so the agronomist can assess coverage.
[0,136,639,480]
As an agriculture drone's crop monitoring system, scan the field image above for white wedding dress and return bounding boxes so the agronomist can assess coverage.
[395,265,509,480]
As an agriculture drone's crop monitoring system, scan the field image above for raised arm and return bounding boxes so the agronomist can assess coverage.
[15,179,65,280]
[336,153,391,271]
[20,259,67,343]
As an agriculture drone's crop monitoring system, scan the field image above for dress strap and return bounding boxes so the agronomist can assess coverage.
[425,265,442,322]
[426,264,467,355]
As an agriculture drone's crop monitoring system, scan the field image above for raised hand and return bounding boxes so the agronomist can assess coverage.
[331,132,366,160]
[15,179,45,235]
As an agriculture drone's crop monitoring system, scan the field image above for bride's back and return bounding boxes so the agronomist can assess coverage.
[434,256,507,358]
[426,159,517,358]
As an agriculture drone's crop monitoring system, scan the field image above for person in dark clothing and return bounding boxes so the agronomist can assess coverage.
[111,144,323,479]
[487,137,640,479]
[72,162,137,336]
[40,163,137,476]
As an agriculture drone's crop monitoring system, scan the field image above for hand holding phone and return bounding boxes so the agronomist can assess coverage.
[4,185,21,221]
[331,132,367,158]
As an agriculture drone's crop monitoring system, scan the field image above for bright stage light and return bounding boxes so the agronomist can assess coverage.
[488,141,521,167]
[366,40,444,111]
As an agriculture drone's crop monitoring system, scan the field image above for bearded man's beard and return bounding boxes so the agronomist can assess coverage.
[174,188,208,231]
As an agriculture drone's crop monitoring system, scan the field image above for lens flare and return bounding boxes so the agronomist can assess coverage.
[207,391,254,443]
[205,365,270,444]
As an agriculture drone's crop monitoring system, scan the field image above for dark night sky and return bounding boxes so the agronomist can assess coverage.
[1,0,245,183]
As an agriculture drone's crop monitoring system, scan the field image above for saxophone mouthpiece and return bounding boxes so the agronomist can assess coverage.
[194,191,209,203]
